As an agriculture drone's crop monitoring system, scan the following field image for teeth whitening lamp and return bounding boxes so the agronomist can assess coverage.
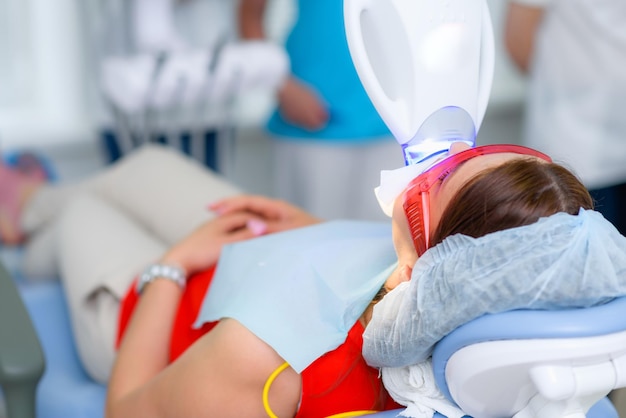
[344,0,495,165]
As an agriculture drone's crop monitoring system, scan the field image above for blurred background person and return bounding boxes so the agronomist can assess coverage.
[98,0,286,173]
[505,0,626,236]
[238,0,404,222]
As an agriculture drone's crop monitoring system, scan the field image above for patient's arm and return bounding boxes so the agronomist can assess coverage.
[107,292,301,417]
[174,196,320,274]
[106,211,302,417]
[107,314,300,418]
[504,2,545,73]
[161,211,268,275]
[106,213,256,407]
[210,194,322,233]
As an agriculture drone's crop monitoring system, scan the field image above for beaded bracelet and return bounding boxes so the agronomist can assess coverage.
[136,263,187,294]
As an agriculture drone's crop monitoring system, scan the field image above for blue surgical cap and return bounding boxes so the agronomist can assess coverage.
[363,209,626,368]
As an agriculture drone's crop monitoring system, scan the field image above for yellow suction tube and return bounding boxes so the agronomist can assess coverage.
[262,362,380,418]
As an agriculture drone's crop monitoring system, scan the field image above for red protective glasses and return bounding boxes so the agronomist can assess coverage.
[403,144,552,256]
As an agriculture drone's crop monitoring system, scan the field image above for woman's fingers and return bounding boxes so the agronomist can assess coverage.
[215,211,268,238]
[210,195,320,235]
[246,219,268,236]
[209,195,283,219]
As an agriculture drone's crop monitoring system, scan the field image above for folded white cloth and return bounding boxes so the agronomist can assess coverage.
[375,153,446,217]
[382,360,465,418]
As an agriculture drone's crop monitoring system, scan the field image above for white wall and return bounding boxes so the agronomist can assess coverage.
[0,0,93,149]
[486,0,527,108]
[0,0,525,151]
[478,0,528,146]
[0,0,295,150]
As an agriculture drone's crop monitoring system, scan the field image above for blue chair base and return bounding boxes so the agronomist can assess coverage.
[370,398,616,417]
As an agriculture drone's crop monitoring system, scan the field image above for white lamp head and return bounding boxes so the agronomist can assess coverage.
[344,0,495,165]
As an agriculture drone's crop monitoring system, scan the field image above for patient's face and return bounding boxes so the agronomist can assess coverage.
[389,143,541,272]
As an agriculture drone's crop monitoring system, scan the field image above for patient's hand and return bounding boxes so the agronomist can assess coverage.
[160,212,266,275]
[209,195,322,233]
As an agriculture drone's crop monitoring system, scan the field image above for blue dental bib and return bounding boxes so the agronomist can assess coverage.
[194,220,396,372]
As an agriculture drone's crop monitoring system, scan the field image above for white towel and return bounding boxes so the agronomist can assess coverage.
[382,360,465,418]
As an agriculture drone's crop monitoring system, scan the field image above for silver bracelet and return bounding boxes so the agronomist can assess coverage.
[136,263,187,294]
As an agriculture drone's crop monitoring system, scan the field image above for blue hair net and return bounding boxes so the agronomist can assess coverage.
[363,209,626,368]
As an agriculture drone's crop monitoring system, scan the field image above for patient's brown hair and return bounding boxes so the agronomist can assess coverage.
[430,158,594,248]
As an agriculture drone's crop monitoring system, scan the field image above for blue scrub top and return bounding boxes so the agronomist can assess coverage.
[267,0,390,142]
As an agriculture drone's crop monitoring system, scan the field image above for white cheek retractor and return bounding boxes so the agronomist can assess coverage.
[344,0,495,165]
